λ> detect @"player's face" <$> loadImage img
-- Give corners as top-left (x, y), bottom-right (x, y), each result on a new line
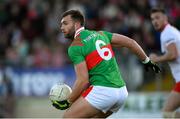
top-left (60, 15), bottom-right (75, 39)
top-left (151, 12), bottom-right (167, 31)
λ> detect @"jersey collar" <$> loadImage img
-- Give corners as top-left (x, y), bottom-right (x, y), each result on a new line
top-left (74, 27), bottom-right (85, 38)
top-left (160, 23), bottom-right (169, 32)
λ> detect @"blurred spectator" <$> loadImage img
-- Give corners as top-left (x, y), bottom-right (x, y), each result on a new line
top-left (31, 39), bottom-right (51, 68)
top-left (0, 67), bottom-right (15, 118)
top-left (51, 44), bottom-right (67, 67)
top-left (5, 47), bottom-right (20, 67)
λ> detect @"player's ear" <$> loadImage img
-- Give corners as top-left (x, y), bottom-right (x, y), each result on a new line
top-left (75, 22), bottom-right (81, 29)
top-left (163, 14), bottom-right (168, 21)
top-left (75, 23), bottom-right (77, 28)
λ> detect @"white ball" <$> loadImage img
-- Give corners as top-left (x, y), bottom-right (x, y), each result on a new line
top-left (49, 83), bottom-right (72, 101)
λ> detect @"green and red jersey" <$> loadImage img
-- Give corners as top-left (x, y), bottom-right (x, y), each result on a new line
top-left (68, 28), bottom-right (125, 88)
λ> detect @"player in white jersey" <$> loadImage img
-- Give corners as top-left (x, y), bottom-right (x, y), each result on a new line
top-left (150, 8), bottom-right (180, 118)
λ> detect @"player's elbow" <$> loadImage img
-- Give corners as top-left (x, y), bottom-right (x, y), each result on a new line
top-left (169, 53), bottom-right (178, 61)
top-left (78, 76), bottom-right (89, 86)
top-left (171, 55), bottom-right (177, 60)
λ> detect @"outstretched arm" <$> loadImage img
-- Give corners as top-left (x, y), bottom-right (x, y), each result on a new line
top-left (111, 33), bottom-right (161, 73)
top-left (111, 33), bottom-right (148, 62)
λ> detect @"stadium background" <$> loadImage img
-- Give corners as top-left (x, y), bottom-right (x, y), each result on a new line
top-left (0, 0), bottom-right (179, 118)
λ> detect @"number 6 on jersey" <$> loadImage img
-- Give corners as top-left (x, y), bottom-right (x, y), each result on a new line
top-left (95, 40), bottom-right (112, 60)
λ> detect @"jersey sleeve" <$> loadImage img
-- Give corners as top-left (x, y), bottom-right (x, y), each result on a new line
top-left (165, 38), bottom-right (176, 47)
top-left (101, 31), bottom-right (113, 42)
top-left (161, 31), bottom-right (177, 52)
top-left (68, 46), bottom-right (85, 65)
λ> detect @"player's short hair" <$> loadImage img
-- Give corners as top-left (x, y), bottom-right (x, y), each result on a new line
top-left (150, 7), bottom-right (166, 14)
top-left (61, 10), bottom-right (85, 26)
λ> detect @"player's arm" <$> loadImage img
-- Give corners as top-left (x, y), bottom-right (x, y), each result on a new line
top-left (111, 33), bottom-right (161, 73)
top-left (52, 61), bottom-right (89, 110)
top-left (68, 61), bottom-right (89, 103)
top-left (111, 33), bottom-right (148, 61)
top-left (149, 43), bottom-right (178, 63)
top-left (52, 47), bottom-right (89, 110)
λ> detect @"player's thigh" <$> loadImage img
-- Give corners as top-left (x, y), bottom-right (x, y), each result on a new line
top-left (63, 96), bottom-right (101, 118)
top-left (163, 91), bottom-right (180, 111)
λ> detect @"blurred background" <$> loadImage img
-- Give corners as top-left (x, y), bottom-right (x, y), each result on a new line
top-left (0, 0), bottom-right (180, 118)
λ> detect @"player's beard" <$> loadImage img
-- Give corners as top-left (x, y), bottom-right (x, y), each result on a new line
top-left (64, 26), bottom-right (75, 40)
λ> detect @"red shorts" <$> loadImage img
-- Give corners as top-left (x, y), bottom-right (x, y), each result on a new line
top-left (173, 82), bottom-right (180, 93)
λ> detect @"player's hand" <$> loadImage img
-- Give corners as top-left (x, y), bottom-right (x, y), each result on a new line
top-left (143, 57), bottom-right (161, 73)
top-left (52, 100), bottom-right (70, 110)
top-left (149, 53), bottom-right (159, 62)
